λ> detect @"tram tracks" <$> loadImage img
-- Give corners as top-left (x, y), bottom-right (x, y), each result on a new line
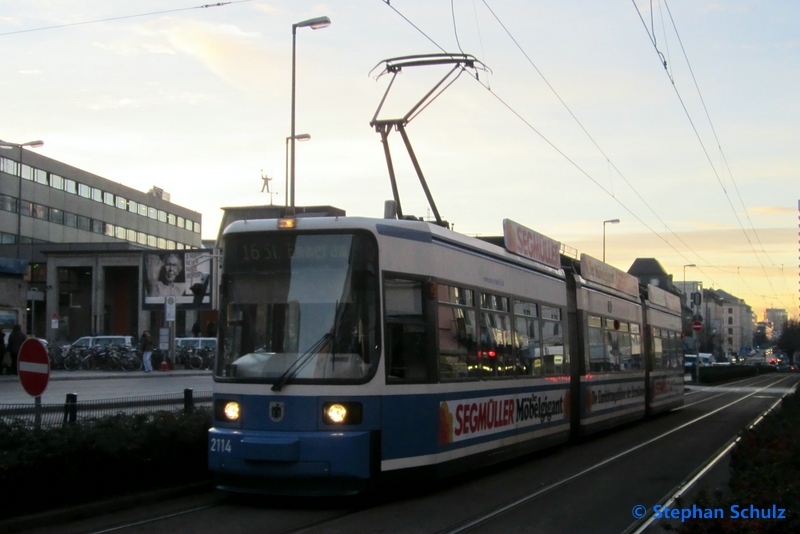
top-left (434, 374), bottom-right (797, 534)
top-left (74, 375), bottom-right (797, 534)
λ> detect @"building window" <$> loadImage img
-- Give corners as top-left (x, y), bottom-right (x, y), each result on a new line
top-left (177, 216), bottom-right (184, 229)
top-left (127, 228), bottom-right (137, 242)
top-left (1, 157), bottom-right (19, 175)
top-left (157, 210), bottom-right (167, 222)
top-left (128, 199), bottom-right (137, 213)
top-left (115, 226), bottom-right (126, 239)
top-left (21, 164), bottom-right (34, 181)
top-left (138, 203), bottom-right (148, 217)
top-left (728, 328), bottom-right (733, 335)
top-left (167, 240), bottom-right (175, 249)
top-left (34, 169), bottom-right (48, 185)
top-left (728, 337), bottom-right (733, 345)
top-left (147, 235), bottom-right (156, 247)
top-left (103, 192), bottom-right (115, 206)
top-left (728, 317), bottom-right (733, 325)
top-left (64, 179), bottom-right (77, 194)
top-left (0, 194), bottom-right (17, 213)
top-left (728, 308), bottom-right (733, 314)
top-left (78, 183), bottom-right (91, 198)
top-left (50, 174), bottom-right (64, 190)
top-left (49, 208), bottom-right (64, 224)
top-left (176, 242), bottom-right (185, 250)
top-left (63, 212), bottom-right (77, 227)
top-left (193, 221), bottom-right (201, 233)
top-left (20, 201), bottom-right (33, 217)
top-left (0, 232), bottom-right (16, 244)
top-left (91, 188), bottom-right (102, 202)
top-left (148, 207), bottom-right (157, 219)
top-left (157, 237), bottom-right (166, 249)
top-left (33, 204), bottom-right (47, 219)
top-left (137, 232), bottom-right (147, 245)
top-left (77, 215), bottom-right (90, 231)
top-left (116, 196), bottom-right (127, 210)
top-left (167, 213), bottom-right (176, 225)
top-left (91, 219), bottom-right (104, 234)
top-left (104, 223), bottom-right (115, 237)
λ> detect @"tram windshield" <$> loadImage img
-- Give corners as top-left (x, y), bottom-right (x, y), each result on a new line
top-left (215, 231), bottom-right (380, 384)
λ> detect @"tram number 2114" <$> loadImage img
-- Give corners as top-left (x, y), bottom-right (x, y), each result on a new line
top-left (210, 438), bottom-right (232, 453)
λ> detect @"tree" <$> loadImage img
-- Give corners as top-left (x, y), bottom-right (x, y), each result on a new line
top-left (775, 320), bottom-right (800, 359)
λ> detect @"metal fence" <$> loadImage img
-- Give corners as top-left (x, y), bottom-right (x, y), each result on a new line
top-left (0, 389), bottom-right (212, 428)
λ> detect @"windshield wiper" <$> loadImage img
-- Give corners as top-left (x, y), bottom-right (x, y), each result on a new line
top-left (271, 332), bottom-right (332, 392)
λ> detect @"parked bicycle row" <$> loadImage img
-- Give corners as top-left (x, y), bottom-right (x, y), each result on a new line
top-left (47, 343), bottom-right (213, 372)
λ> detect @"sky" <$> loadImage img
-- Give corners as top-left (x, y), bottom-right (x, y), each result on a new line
top-left (2, 1), bottom-right (798, 320)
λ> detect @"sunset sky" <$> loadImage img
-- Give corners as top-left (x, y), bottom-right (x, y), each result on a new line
top-left (3, 1), bottom-right (798, 319)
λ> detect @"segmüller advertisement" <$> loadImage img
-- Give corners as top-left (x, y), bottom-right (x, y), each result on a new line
top-left (142, 251), bottom-right (213, 310)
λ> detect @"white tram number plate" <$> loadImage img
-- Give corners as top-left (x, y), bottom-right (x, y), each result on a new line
top-left (210, 438), bottom-right (232, 453)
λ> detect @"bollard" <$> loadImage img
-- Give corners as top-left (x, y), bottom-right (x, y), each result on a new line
top-left (184, 388), bottom-right (194, 413)
top-left (63, 393), bottom-right (78, 425)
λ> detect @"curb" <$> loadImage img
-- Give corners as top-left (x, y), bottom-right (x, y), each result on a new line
top-left (0, 481), bottom-right (213, 534)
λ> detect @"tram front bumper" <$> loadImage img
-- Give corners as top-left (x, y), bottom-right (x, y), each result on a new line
top-left (208, 427), bottom-right (374, 482)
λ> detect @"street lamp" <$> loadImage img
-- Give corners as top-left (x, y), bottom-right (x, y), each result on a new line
top-left (683, 264), bottom-right (696, 297)
top-left (602, 219), bottom-right (620, 262)
top-left (0, 139), bottom-right (44, 258)
top-left (290, 15), bottom-right (331, 212)
top-left (285, 134), bottom-right (311, 207)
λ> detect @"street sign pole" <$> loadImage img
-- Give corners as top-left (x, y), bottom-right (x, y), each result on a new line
top-left (18, 338), bottom-right (51, 429)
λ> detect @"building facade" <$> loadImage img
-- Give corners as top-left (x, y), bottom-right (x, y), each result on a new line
top-left (0, 145), bottom-right (205, 341)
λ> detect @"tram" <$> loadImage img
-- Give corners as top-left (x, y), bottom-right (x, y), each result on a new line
top-left (207, 214), bottom-right (685, 495)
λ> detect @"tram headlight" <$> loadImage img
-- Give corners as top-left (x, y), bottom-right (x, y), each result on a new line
top-left (215, 399), bottom-right (241, 423)
top-left (322, 402), bottom-right (363, 425)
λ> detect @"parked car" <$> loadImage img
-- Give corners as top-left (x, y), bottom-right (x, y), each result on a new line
top-left (684, 354), bottom-right (697, 374)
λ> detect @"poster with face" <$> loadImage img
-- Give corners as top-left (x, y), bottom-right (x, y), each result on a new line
top-left (142, 251), bottom-right (213, 309)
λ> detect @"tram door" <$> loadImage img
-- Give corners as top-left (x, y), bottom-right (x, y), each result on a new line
top-left (384, 278), bottom-right (435, 382)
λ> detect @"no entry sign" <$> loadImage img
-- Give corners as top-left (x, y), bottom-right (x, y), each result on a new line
top-left (692, 321), bottom-right (703, 332)
top-left (18, 338), bottom-right (50, 397)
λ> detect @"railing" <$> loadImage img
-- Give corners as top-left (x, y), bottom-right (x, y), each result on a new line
top-left (0, 389), bottom-right (212, 428)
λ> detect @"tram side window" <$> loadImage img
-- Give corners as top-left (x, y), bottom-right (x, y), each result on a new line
top-left (630, 323), bottom-right (642, 369)
top-left (541, 306), bottom-right (567, 375)
top-left (514, 315), bottom-right (541, 376)
top-left (479, 311), bottom-right (514, 377)
top-left (652, 328), bottom-right (664, 369)
top-left (437, 285), bottom-right (478, 381)
top-left (385, 278), bottom-right (433, 382)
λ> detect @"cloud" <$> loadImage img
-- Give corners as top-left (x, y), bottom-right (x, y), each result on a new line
top-left (19, 70), bottom-right (42, 75)
top-left (140, 18), bottom-right (273, 94)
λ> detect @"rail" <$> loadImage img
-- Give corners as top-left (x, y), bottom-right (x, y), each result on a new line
top-left (0, 389), bottom-right (212, 428)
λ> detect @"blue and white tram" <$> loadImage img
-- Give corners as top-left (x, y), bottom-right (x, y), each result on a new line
top-left (641, 284), bottom-right (685, 414)
top-left (208, 214), bottom-right (683, 495)
top-left (209, 215), bottom-right (574, 494)
top-left (563, 254), bottom-right (649, 434)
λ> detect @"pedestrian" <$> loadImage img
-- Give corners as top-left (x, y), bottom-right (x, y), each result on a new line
top-left (192, 319), bottom-right (201, 337)
top-left (140, 331), bottom-right (154, 373)
top-left (7, 324), bottom-right (27, 376)
top-left (0, 328), bottom-right (6, 374)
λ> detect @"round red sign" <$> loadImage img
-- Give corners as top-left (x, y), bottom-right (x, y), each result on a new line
top-left (18, 338), bottom-right (51, 397)
top-left (692, 321), bottom-right (703, 332)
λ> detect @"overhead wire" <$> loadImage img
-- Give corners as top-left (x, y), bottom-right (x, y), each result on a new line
top-left (379, 0), bottom-right (794, 314)
top-left (0, 1), bottom-right (252, 37)
top-left (377, 0), bottom-right (710, 278)
top-left (633, 0), bottom-right (783, 306)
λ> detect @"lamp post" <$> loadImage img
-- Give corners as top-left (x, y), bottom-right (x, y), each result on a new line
top-left (285, 134), bottom-right (311, 207)
top-left (0, 139), bottom-right (44, 259)
top-left (602, 219), bottom-right (620, 262)
top-left (290, 15), bottom-right (330, 212)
